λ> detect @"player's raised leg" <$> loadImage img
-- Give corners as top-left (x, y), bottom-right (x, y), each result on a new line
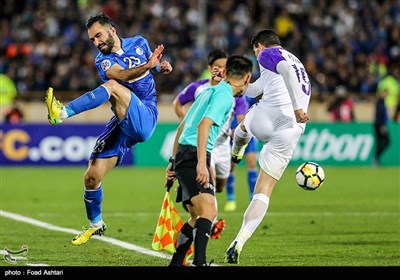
top-left (45, 84), bottom-right (110, 125)
top-left (231, 123), bottom-right (252, 164)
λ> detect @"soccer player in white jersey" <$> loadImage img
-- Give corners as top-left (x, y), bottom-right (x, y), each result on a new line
top-left (225, 29), bottom-right (311, 264)
top-left (45, 13), bottom-right (172, 246)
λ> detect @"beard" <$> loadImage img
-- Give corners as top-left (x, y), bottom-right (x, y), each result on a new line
top-left (98, 32), bottom-right (115, 55)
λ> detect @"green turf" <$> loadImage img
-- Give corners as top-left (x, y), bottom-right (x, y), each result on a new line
top-left (0, 166), bottom-right (399, 267)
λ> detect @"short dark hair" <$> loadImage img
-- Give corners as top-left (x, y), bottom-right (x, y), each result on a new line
top-left (207, 49), bottom-right (228, 66)
top-left (226, 55), bottom-right (253, 77)
top-left (86, 13), bottom-right (116, 29)
top-left (251, 29), bottom-right (280, 48)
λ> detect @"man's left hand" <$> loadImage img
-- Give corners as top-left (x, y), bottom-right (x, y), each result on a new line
top-left (159, 61), bottom-right (173, 74)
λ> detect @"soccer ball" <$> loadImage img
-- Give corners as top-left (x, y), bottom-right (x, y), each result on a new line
top-left (295, 162), bottom-right (325, 190)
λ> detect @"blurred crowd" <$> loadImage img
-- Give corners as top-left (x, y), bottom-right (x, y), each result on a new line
top-left (1, 0), bottom-right (399, 103)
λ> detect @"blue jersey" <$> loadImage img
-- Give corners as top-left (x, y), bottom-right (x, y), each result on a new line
top-left (89, 35), bottom-right (160, 164)
top-left (94, 36), bottom-right (157, 110)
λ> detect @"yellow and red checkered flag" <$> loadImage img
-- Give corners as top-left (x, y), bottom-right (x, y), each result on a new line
top-left (151, 189), bottom-right (193, 265)
top-left (152, 190), bottom-right (178, 253)
top-left (152, 157), bottom-right (193, 265)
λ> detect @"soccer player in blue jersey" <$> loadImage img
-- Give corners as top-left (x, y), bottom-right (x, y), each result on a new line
top-left (225, 29), bottom-right (311, 264)
top-left (45, 13), bottom-right (173, 245)
top-left (166, 55), bottom-right (253, 266)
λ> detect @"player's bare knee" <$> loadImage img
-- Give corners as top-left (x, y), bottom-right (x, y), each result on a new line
top-left (104, 79), bottom-right (127, 97)
top-left (103, 79), bottom-right (130, 100)
top-left (102, 80), bottom-right (119, 94)
top-left (84, 173), bottom-right (101, 190)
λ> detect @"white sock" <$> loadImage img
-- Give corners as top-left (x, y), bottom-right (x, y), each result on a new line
top-left (60, 107), bottom-right (68, 120)
top-left (232, 126), bottom-right (252, 155)
top-left (233, 193), bottom-right (270, 251)
top-left (90, 220), bottom-right (104, 229)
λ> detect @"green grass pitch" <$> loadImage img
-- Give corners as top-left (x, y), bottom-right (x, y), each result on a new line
top-left (0, 166), bottom-right (399, 267)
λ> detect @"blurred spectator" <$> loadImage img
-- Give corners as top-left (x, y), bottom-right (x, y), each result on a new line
top-left (4, 101), bottom-right (24, 124)
top-left (1, 0), bottom-right (399, 102)
top-left (373, 89), bottom-right (390, 166)
top-left (327, 85), bottom-right (355, 122)
top-left (376, 62), bottom-right (400, 118)
top-left (0, 73), bottom-right (17, 106)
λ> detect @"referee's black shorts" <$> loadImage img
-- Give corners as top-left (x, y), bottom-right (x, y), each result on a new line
top-left (175, 144), bottom-right (215, 208)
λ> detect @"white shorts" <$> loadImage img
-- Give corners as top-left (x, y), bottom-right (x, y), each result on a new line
top-left (210, 137), bottom-right (231, 180)
top-left (243, 102), bottom-right (304, 180)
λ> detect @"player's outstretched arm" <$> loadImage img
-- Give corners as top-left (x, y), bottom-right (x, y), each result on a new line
top-left (106, 44), bottom-right (166, 82)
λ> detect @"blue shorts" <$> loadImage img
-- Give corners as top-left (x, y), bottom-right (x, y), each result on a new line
top-left (245, 137), bottom-right (257, 154)
top-left (90, 92), bottom-right (157, 165)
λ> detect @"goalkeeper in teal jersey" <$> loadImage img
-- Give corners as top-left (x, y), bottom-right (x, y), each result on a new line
top-left (45, 13), bottom-right (172, 245)
top-left (165, 55), bottom-right (253, 266)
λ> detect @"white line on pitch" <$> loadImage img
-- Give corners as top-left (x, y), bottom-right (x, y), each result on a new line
top-left (0, 209), bottom-right (172, 263)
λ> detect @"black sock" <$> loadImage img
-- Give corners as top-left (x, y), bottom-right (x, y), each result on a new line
top-left (169, 222), bottom-right (193, 266)
top-left (192, 217), bottom-right (212, 266)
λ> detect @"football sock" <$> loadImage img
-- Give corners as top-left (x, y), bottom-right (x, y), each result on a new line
top-left (169, 223), bottom-right (193, 266)
top-left (192, 217), bottom-right (212, 266)
top-left (67, 85), bottom-right (110, 117)
top-left (63, 106), bottom-right (74, 119)
top-left (247, 168), bottom-right (258, 200)
top-left (84, 185), bottom-right (103, 226)
top-left (226, 173), bottom-right (235, 201)
top-left (232, 125), bottom-right (252, 155)
top-left (234, 193), bottom-right (269, 251)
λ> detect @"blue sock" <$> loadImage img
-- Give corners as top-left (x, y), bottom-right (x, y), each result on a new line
top-left (248, 168), bottom-right (258, 200)
top-left (226, 173), bottom-right (235, 201)
top-left (65, 106), bottom-right (76, 118)
top-left (67, 85), bottom-right (109, 117)
top-left (84, 186), bottom-right (103, 224)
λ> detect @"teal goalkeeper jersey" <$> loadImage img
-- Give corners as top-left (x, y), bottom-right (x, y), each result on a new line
top-left (179, 81), bottom-right (234, 152)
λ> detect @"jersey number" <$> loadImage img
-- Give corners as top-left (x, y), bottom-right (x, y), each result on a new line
top-left (123, 56), bottom-right (141, 68)
top-left (292, 64), bottom-right (311, 95)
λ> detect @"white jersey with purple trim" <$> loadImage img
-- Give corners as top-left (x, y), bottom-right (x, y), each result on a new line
top-left (245, 47), bottom-right (311, 113)
top-left (242, 47), bottom-right (311, 179)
